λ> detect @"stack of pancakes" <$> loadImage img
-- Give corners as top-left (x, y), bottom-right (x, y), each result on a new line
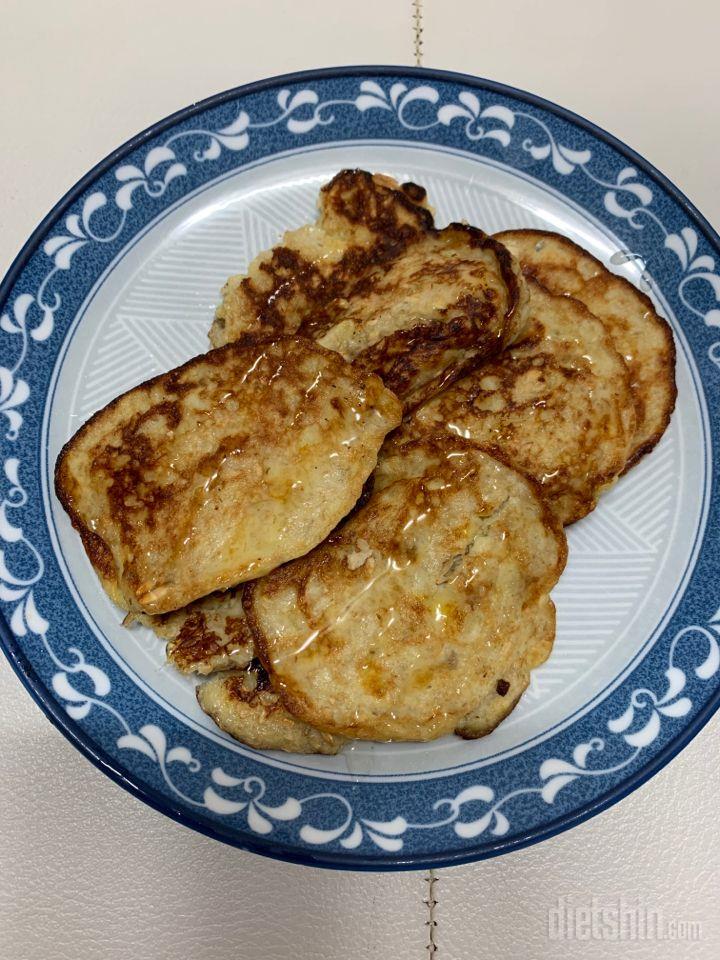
top-left (56, 170), bottom-right (676, 754)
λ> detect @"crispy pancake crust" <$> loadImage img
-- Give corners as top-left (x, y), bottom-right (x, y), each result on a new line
top-left (395, 279), bottom-right (636, 524)
top-left (136, 587), bottom-right (255, 675)
top-left (197, 669), bottom-right (345, 754)
top-left (212, 170), bottom-right (529, 410)
top-left (495, 229), bottom-right (676, 468)
top-left (55, 337), bottom-right (401, 615)
top-left (246, 438), bottom-right (567, 743)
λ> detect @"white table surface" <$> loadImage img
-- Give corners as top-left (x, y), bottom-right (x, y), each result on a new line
top-left (1, 2), bottom-right (718, 957)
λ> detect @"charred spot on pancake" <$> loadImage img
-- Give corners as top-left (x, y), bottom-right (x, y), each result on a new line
top-left (401, 180), bottom-right (427, 204)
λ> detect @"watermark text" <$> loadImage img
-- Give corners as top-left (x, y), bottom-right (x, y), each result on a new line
top-left (548, 896), bottom-right (702, 941)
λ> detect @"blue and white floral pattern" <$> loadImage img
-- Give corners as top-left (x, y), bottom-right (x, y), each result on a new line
top-left (1, 69), bottom-right (719, 867)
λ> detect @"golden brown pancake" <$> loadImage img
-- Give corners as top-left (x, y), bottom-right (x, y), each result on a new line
top-left (246, 438), bottom-right (567, 743)
top-left (395, 279), bottom-right (636, 524)
top-left (55, 336), bottom-right (401, 615)
top-left (495, 229), bottom-right (676, 467)
top-left (211, 170), bottom-right (529, 410)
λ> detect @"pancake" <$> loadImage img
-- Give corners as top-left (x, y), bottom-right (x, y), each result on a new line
top-left (211, 170), bottom-right (529, 410)
top-left (211, 170), bottom-right (435, 348)
top-left (55, 336), bottom-right (401, 615)
top-left (197, 667), bottom-right (345, 754)
top-left (246, 438), bottom-right (567, 743)
top-left (395, 279), bottom-right (636, 525)
top-left (495, 229), bottom-right (676, 467)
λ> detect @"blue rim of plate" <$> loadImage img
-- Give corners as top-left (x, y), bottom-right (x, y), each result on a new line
top-left (1, 66), bottom-right (719, 871)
